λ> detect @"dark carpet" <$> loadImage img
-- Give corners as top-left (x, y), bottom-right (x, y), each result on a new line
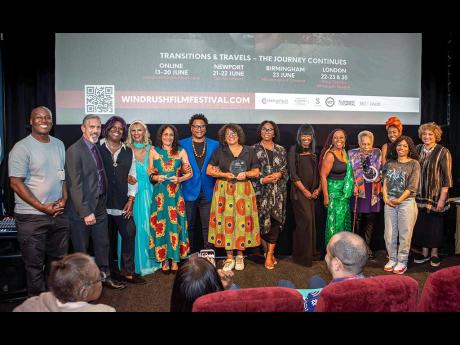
top-left (2, 250), bottom-right (459, 312)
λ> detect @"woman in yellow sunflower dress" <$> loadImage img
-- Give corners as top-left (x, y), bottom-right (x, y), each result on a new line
top-left (206, 124), bottom-right (261, 272)
top-left (148, 125), bottom-right (192, 273)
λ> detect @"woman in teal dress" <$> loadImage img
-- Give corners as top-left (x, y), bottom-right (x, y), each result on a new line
top-left (148, 125), bottom-right (192, 273)
top-left (125, 120), bottom-right (161, 276)
top-left (319, 129), bottom-right (354, 246)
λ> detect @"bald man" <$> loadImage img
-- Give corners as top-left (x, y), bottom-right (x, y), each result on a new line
top-left (279, 231), bottom-right (368, 311)
top-left (9, 106), bottom-right (70, 296)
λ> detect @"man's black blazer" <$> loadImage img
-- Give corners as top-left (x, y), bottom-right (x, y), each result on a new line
top-left (65, 137), bottom-right (108, 219)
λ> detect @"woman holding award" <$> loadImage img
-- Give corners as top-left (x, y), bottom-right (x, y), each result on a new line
top-left (206, 124), bottom-right (261, 271)
top-left (148, 125), bottom-right (193, 274)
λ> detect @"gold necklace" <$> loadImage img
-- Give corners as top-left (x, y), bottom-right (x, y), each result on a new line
top-left (192, 140), bottom-right (206, 158)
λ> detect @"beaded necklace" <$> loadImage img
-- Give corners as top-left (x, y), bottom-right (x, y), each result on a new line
top-left (192, 139), bottom-right (206, 158)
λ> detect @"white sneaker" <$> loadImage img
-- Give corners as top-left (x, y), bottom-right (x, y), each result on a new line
top-left (384, 260), bottom-right (397, 272)
top-left (235, 256), bottom-right (245, 271)
top-left (392, 262), bottom-right (407, 274)
top-left (222, 258), bottom-right (235, 271)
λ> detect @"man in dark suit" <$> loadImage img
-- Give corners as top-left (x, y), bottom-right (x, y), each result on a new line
top-left (65, 115), bottom-right (125, 289)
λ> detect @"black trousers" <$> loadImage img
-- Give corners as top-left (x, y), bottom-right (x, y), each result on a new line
top-left (355, 212), bottom-right (377, 252)
top-left (68, 195), bottom-right (110, 276)
top-left (260, 217), bottom-right (281, 244)
top-left (185, 191), bottom-right (211, 253)
top-left (108, 214), bottom-right (136, 275)
top-left (15, 213), bottom-right (70, 296)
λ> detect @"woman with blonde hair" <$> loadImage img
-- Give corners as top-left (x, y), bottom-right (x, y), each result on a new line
top-left (412, 122), bottom-right (453, 267)
top-left (125, 120), bottom-right (160, 275)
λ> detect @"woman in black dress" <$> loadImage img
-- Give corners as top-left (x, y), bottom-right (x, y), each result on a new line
top-left (288, 124), bottom-right (320, 267)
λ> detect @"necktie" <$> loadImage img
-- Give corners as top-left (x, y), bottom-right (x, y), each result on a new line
top-left (90, 145), bottom-right (106, 194)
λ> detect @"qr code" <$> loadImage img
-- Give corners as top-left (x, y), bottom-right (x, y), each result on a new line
top-left (85, 85), bottom-right (115, 114)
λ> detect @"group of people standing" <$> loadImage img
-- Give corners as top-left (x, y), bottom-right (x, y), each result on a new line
top-left (8, 107), bottom-right (454, 297)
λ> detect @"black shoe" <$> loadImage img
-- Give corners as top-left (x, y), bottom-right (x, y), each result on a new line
top-left (103, 277), bottom-right (127, 290)
top-left (121, 274), bottom-right (147, 285)
top-left (414, 253), bottom-right (430, 264)
top-left (430, 256), bottom-right (441, 267)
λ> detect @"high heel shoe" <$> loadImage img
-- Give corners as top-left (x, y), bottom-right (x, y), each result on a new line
top-left (170, 262), bottom-right (179, 274)
top-left (161, 261), bottom-right (170, 274)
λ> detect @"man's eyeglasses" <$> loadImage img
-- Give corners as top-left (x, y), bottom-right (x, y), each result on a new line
top-left (191, 125), bottom-right (206, 130)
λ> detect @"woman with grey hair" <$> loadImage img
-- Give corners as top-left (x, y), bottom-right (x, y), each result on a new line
top-left (14, 253), bottom-right (115, 312)
top-left (348, 130), bottom-right (382, 259)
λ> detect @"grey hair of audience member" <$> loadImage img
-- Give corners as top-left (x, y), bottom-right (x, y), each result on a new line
top-left (48, 253), bottom-right (102, 303)
top-left (329, 232), bottom-right (368, 275)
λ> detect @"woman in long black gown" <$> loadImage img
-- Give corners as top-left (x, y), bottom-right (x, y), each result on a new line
top-left (288, 124), bottom-right (320, 267)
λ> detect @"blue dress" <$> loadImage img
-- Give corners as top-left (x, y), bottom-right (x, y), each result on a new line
top-left (120, 144), bottom-right (161, 276)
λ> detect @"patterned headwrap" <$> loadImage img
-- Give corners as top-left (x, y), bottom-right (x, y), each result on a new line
top-left (385, 116), bottom-right (403, 133)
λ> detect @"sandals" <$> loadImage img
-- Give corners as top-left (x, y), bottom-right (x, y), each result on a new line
top-left (264, 252), bottom-right (277, 270)
top-left (161, 260), bottom-right (170, 274)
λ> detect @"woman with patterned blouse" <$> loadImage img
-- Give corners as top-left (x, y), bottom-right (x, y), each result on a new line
top-left (252, 120), bottom-right (288, 270)
top-left (412, 122), bottom-right (453, 267)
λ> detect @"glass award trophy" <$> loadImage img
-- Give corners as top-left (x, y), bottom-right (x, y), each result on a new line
top-left (229, 159), bottom-right (247, 177)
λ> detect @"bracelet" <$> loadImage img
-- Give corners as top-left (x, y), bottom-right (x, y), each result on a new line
top-left (260, 177), bottom-right (264, 185)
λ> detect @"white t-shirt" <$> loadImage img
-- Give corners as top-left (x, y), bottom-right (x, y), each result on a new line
top-left (8, 135), bottom-right (66, 215)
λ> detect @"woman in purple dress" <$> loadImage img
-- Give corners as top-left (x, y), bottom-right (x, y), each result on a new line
top-left (349, 131), bottom-right (382, 259)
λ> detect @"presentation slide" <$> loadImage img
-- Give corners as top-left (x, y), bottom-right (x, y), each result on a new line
top-left (55, 33), bottom-right (421, 125)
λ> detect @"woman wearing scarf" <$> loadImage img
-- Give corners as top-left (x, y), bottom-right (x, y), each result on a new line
top-left (319, 129), bottom-right (354, 246)
top-left (348, 131), bottom-right (382, 259)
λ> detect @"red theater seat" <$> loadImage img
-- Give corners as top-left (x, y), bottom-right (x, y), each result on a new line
top-left (192, 287), bottom-right (304, 312)
top-left (418, 265), bottom-right (460, 312)
top-left (315, 275), bottom-right (419, 312)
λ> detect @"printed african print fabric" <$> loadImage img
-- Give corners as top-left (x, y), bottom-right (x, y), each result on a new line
top-left (208, 179), bottom-right (261, 251)
top-left (325, 157), bottom-right (354, 245)
top-left (148, 147), bottom-right (190, 263)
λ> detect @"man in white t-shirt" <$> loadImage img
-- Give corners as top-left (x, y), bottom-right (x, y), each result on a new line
top-left (8, 106), bottom-right (69, 296)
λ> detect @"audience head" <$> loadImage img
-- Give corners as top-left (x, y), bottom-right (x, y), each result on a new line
top-left (257, 120), bottom-right (280, 144)
top-left (170, 256), bottom-right (224, 312)
top-left (126, 120), bottom-right (152, 147)
top-left (385, 116), bottom-right (403, 143)
top-left (319, 128), bottom-right (347, 169)
top-left (325, 231), bottom-right (368, 277)
top-left (102, 116), bottom-right (128, 142)
top-left (218, 123), bottom-right (245, 146)
top-left (48, 253), bottom-right (102, 304)
top-left (155, 124), bottom-right (179, 155)
top-left (418, 122), bottom-right (442, 145)
top-left (30, 106), bottom-right (53, 136)
top-left (81, 115), bottom-right (102, 144)
top-left (386, 135), bottom-right (419, 161)
top-left (296, 123), bottom-right (315, 153)
top-left (189, 113), bottom-right (208, 140)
